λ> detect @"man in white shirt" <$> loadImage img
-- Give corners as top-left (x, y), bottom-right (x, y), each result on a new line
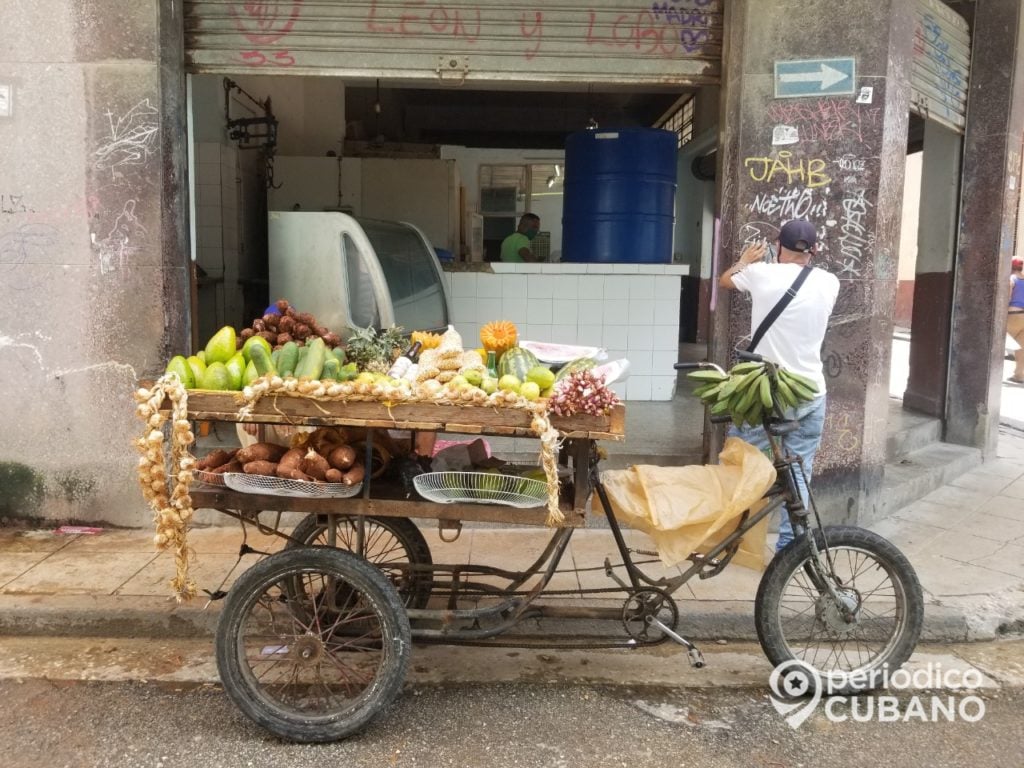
top-left (719, 219), bottom-right (840, 551)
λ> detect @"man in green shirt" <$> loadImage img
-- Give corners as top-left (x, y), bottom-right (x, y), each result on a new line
top-left (500, 213), bottom-right (541, 262)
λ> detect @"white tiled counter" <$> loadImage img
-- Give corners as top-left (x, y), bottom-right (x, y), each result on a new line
top-left (441, 263), bottom-right (689, 401)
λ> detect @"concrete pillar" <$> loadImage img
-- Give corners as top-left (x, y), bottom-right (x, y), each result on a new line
top-left (714, 0), bottom-right (915, 525)
top-left (947, 0), bottom-right (1024, 453)
top-left (904, 122), bottom-right (962, 416)
top-left (0, 2), bottom-right (189, 524)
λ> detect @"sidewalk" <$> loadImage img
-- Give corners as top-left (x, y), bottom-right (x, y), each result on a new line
top-left (2, 427), bottom-right (1023, 644)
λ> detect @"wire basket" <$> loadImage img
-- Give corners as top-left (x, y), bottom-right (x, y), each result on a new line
top-left (413, 471), bottom-right (548, 508)
top-left (223, 473), bottom-right (363, 499)
top-left (195, 469), bottom-right (227, 487)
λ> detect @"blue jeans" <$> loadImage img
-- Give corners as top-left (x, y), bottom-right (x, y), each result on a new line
top-left (727, 395), bottom-right (827, 551)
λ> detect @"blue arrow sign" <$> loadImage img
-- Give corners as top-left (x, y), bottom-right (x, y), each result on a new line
top-left (774, 58), bottom-right (856, 98)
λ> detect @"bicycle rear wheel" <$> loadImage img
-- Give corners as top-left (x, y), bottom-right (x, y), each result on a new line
top-left (755, 525), bottom-right (923, 693)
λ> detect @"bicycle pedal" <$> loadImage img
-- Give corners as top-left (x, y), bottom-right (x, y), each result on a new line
top-left (688, 647), bottom-right (705, 668)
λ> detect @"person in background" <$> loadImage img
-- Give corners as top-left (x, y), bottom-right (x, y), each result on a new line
top-left (500, 213), bottom-right (541, 263)
top-left (1007, 257), bottom-right (1024, 384)
top-left (719, 219), bottom-right (840, 552)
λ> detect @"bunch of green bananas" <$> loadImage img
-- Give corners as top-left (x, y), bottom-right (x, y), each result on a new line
top-left (687, 362), bottom-right (819, 428)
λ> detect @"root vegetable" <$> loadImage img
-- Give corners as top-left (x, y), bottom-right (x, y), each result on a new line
top-left (275, 299), bottom-right (290, 313)
top-left (243, 460), bottom-right (278, 475)
top-left (197, 448), bottom-right (233, 470)
top-left (236, 442), bottom-right (287, 464)
top-left (328, 444), bottom-right (356, 470)
top-left (257, 331), bottom-right (277, 344)
top-left (276, 466), bottom-right (312, 482)
top-left (278, 315), bottom-right (295, 334)
top-left (263, 313), bottom-right (280, 329)
top-left (293, 323), bottom-right (311, 340)
top-left (300, 448), bottom-right (330, 480)
top-left (253, 319), bottom-right (266, 333)
top-left (211, 459), bottom-right (243, 475)
top-left (277, 448), bottom-right (304, 474)
top-left (341, 462), bottom-right (365, 486)
top-left (324, 468), bottom-right (344, 483)
top-left (239, 328), bottom-right (254, 340)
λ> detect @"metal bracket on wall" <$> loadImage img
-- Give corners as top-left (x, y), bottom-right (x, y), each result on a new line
top-left (436, 55), bottom-right (469, 85)
top-left (224, 78), bottom-right (281, 189)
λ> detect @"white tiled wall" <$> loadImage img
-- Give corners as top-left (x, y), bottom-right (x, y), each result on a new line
top-left (443, 264), bottom-right (687, 401)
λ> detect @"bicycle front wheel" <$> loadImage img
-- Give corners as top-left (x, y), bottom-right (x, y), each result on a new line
top-left (754, 525), bottom-right (923, 693)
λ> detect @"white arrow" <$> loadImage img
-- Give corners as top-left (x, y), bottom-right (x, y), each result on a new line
top-left (779, 63), bottom-right (849, 91)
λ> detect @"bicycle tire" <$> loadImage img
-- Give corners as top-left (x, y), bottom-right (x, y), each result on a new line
top-left (287, 514), bottom-right (433, 609)
top-left (215, 547), bottom-right (411, 743)
top-left (755, 525), bottom-right (923, 694)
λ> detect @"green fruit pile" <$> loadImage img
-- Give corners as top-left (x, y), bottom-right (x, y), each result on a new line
top-left (688, 361), bottom-right (819, 428)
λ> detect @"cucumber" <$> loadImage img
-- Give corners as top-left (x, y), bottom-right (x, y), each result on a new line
top-left (297, 345), bottom-right (310, 370)
top-left (271, 348), bottom-right (281, 369)
top-left (295, 337), bottom-right (327, 380)
top-left (321, 357), bottom-right (340, 381)
top-left (249, 344), bottom-right (276, 377)
top-left (332, 347), bottom-right (346, 365)
top-left (278, 341), bottom-right (300, 377)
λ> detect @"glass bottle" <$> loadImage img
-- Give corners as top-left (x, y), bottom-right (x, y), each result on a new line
top-left (387, 341), bottom-right (422, 378)
top-left (486, 350), bottom-right (499, 378)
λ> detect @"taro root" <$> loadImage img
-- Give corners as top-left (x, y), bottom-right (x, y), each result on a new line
top-left (239, 328), bottom-right (254, 340)
top-left (278, 315), bottom-right (295, 334)
top-left (263, 313), bottom-right (280, 329)
top-left (322, 332), bottom-right (342, 348)
top-left (275, 299), bottom-right (290, 313)
top-left (257, 331), bottom-right (277, 344)
top-left (293, 323), bottom-right (311, 340)
top-left (253, 319), bottom-right (266, 333)
top-left (276, 332), bottom-right (293, 345)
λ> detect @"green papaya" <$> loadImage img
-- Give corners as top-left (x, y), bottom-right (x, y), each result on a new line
top-left (278, 341), bottom-right (300, 377)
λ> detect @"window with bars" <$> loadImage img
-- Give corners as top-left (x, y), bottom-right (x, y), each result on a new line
top-left (661, 97), bottom-right (695, 149)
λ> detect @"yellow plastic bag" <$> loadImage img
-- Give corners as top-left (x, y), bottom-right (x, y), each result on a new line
top-left (598, 437), bottom-right (777, 571)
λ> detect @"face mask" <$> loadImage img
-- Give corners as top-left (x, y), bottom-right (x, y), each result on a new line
top-left (525, 227), bottom-right (539, 241)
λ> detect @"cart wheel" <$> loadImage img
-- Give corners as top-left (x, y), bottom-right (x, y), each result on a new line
top-left (215, 547), bottom-right (411, 743)
top-left (287, 515), bottom-right (433, 609)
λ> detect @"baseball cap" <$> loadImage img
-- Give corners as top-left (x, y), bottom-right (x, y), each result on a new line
top-left (1013, 258), bottom-right (1023, 270)
top-left (779, 220), bottom-right (817, 253)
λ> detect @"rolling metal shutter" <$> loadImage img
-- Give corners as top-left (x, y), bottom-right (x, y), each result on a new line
top-left (184, 0), bottom-right (722, 86)
top-left (911, 0), bottom-right (970, 134)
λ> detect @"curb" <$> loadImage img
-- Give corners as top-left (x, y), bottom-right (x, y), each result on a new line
top-left (0, 595), bottom-right (975, 644)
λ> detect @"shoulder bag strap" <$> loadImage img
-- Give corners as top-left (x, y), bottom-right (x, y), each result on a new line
top-left (747, 266), bottom-right (813, 353)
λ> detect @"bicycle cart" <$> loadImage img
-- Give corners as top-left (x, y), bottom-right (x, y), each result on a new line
top-left (152, 363), bottom-right (923, 744)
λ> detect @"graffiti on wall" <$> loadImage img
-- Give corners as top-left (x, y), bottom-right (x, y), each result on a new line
top-left (93, 100), bottom-right (159, 179)
top-left (230, 1), bottom-right (303, 67)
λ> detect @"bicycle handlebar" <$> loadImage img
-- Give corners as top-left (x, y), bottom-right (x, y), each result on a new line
top-left (735, 350), bottom-right (763, 363)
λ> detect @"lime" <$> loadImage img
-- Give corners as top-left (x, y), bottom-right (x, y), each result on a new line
top-left (241, 334), bottom-right (272, 364)
top-left (526, 365), bottom-right (555, 390)
top-left (164, 355), bottom-right (195, 388)
top-left (498, 374), bottom-right (521, 393)
top-left (481, 376), bottom-right (498, 394)
top-left (463, 369), bottom-right (483, 387)
top-left (204, 326), bottom-right (237, 365)
top-left (520, 381), bottom-right (541, 401)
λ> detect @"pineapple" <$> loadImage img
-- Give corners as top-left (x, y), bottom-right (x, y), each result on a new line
top-left (345, 325), bottom-right (406, 373)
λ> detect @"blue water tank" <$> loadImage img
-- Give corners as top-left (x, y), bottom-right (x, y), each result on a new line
top-left (562, 127), bottom-right (677, 264)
